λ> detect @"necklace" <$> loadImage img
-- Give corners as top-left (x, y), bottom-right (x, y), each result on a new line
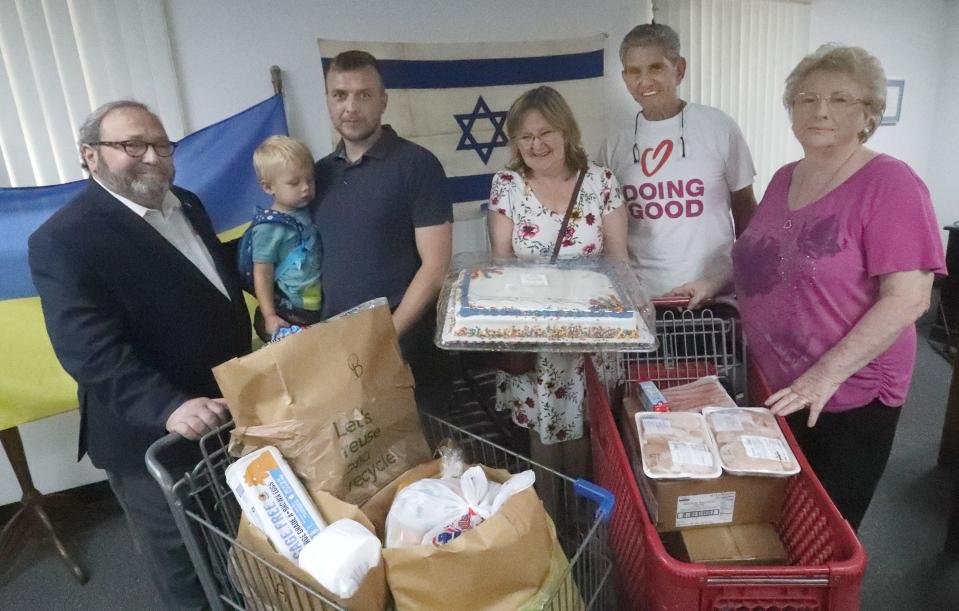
top-left (789, 147), bottom-right (860, 212)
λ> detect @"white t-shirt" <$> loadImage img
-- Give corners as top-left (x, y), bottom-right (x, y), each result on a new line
top-left (598, 103), bottom-right (754, 296)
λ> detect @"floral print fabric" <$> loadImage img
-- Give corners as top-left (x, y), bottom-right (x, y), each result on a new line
top-left (488, 164), bottom-right (623, 444)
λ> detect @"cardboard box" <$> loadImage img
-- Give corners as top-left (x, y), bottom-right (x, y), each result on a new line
top-left (678, 523), bottom-right (789, 565)
top-left (620, 397), bottom-right (789, 532)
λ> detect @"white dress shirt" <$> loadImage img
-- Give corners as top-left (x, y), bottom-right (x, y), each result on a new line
top-left (95, 178), bottom-right (230, 299)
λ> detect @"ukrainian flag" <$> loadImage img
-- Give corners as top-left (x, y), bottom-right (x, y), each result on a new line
top-left (0, 95), bottom-right (287, 430)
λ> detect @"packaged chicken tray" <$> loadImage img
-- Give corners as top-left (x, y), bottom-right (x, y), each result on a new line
top-left (635, 412), bottom-right (722, 480)
top-left (702, 407), bottom-right (800, 477)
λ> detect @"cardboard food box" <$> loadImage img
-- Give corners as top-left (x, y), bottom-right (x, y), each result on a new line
top-left (675, 523), bottom-right (789, 565)
top-left (620, 397), bottom-right (789, 532)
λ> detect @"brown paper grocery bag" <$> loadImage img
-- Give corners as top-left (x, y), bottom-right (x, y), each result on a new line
top-left (516, 515), bottom-right (586, 611)
top-left (365, 463), bottom-right (554, 611)
top-left (229, 488), bottom-right (388, 610)
top-left (213, 302), bottom-right (432, 505)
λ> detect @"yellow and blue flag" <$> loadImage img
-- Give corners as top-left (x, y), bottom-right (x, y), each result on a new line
top-left (0, 95), bottom-right (287, 430)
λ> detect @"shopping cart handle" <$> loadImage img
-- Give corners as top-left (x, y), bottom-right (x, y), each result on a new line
top-left (144, 432), bottom-right (187, 492)
top-left (651, 296), bottom-right (715, 309)
top-left (574, 479), bottom-right (616, 523)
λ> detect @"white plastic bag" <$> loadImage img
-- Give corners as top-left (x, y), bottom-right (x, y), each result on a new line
top-left (385, 465), bottom-right (535, 548)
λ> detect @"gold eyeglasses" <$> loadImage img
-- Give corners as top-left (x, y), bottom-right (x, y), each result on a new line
top-left (792, 92), bottom-right (865, 113)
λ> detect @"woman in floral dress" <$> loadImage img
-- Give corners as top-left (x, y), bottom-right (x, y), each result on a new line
top-left (488, 86), bottom-right (629, 476)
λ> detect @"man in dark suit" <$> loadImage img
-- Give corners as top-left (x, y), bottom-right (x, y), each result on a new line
top-left (28, 100), bottom-right (251, 609)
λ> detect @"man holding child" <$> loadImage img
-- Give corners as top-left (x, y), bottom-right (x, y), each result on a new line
top-left (313, 50), bottom-right (454, 409)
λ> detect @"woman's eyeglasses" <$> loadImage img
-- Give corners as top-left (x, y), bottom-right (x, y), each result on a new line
top-left (792, 92), bottom-right (865, 114)
top-left (517, 129), bottom-right (560, 148)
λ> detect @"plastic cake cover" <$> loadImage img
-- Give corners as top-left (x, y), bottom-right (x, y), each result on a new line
top-left (435, 253), bottom-right (657, 353)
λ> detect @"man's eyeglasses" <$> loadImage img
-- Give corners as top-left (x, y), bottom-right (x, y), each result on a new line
top-left (90, 140), bottom-right (177, 158)
top-left (632, 106), bottom-right (686, 164)
top-left (792, 92), bottom-right (865, 113)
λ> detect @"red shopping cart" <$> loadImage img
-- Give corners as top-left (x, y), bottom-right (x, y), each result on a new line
top-left (588, 299), bottom-right (866, 610)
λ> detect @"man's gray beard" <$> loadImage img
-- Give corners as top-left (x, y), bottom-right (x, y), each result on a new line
top-left (96, 155), bottom-right (174, 205)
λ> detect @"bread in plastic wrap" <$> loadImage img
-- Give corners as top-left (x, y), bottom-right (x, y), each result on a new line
top-left (703, 407), bottom-right (800, 477)
top-left (635, 412), bottom-right (721, 479)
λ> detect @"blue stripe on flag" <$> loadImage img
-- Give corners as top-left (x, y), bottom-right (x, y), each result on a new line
top-left (0, 95), bottom-right (288, 301)
top-left (173, 95), bottom-right (288, 232)
top-left (321, 51), bottom-right (604, 89)
top-left (446, 174), bottom-right (495, 204)
top-left (0, 181), bottom-right (86, 301)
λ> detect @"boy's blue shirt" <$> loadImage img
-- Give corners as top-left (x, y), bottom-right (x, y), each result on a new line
top-left (251, 207), bottom-right (322, 311)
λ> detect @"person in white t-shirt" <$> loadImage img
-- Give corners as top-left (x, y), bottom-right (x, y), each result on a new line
top-left (599, 23), bottom-right (757, 307)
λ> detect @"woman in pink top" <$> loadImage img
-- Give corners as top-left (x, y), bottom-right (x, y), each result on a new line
top-left (732, 45), bottom-right (946, 530)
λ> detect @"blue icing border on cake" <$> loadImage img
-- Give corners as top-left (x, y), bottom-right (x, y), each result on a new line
top-left (458, 266), bottom-right (634, 319)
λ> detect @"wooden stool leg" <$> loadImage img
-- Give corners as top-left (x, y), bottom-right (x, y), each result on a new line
top-left (0, 426), bottom-right (87, 583)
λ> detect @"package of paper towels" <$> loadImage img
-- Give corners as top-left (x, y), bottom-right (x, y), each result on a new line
top-left (225, 446), bottom-right (326, 562)
top-left (298, 519), bottom-right (382, 599)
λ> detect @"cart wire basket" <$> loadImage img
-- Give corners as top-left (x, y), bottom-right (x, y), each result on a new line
top-left (146, 412), bottom-right (617, 611)
top-left (614, 297), bottom-right (745, 401)
top-left (588, 299), bottom-right (866, 610)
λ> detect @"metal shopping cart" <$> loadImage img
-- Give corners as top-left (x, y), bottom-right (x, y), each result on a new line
top-left (588, 299), bottom-right (866, 611)
top-left (145, 412), bottom-right (617, 611)
top-left (614, 297), bottom-right (746, 401)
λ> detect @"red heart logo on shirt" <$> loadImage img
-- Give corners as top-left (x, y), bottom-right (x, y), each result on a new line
top-left (640, 139), bottom-right (673, 177)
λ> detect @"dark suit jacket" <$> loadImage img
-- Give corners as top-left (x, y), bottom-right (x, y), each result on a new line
top-left (28, 180), bottom-right (252, 472)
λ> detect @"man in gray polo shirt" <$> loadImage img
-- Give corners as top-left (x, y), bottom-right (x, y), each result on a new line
top-left (313, 50), bottom-right (453, 408)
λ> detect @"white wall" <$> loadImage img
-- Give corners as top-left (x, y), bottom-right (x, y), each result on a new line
top-left (927, 0), bottom-right (959, 227)
top-left (164, 0), bottom-right (649, 162)
top-left (809, 0), bottom-right (954, 232)
top-left (0, 411), bottom-right (105, 505)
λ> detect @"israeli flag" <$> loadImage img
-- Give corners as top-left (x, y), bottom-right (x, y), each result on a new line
top-left (318, 37), bottom-right (607, 251)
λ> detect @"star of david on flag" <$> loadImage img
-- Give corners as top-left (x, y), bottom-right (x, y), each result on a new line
top-left (318, 36), bottom-right (607, 245)
top-left (455, 96), bottom-right (508, 164)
